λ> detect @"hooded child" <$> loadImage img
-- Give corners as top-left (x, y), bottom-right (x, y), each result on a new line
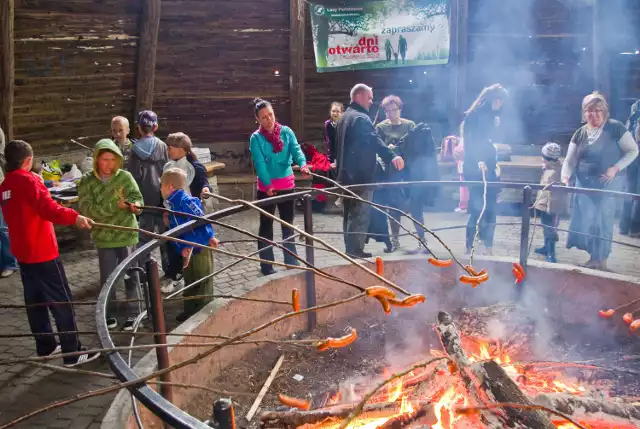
top-left (78, 139), bottom-right (144, 331)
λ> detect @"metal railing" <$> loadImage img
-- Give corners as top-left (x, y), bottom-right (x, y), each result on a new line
top-left (95, 180), bottom-right (640, 429)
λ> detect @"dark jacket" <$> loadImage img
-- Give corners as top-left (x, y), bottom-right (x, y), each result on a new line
top-left (188, 156), bottom-right (212, 199)
top-left (461, 104), bottom-right (498, 181)
top-left (336, 102), bottom-right (396, 185)
top-left (324, 120), bottom-right (338, 163)
top-left (128, 136), bottom-right (168, 207)
top-left (166, 189), bottom-right (215, 254)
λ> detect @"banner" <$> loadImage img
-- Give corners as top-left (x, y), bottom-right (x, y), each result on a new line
top-left (309, 0), bottom-right (451, 73)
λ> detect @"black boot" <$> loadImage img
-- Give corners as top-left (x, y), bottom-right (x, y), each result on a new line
top-left (534, 240), bottom-right (548, 256)
top-left (546, 239), bottom-right (557, 263)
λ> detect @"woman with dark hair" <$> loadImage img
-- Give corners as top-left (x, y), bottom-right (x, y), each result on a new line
top-left (562, 92), bottom-right (638, 270)
top-left (461, 83), bottom-right (509, 256)
top-left (324, 102), bottom-right (344, 164)
top-left (250, 98), bottom-right (310, 275)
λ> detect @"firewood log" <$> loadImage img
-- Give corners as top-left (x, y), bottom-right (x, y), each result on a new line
top-left (435, 311), bottom-right (556, 429)
top-left (534, 392), bottom-right (640, 425)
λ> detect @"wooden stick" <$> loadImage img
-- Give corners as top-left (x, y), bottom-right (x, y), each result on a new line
top-left (204, 193), bottom-right (410, 295)
top-left (0, 293), bottom-right (368, 429)
top-left (259, 401), bottom-right (432, 428)
top-left (246, 354), bottom-right (285, 422)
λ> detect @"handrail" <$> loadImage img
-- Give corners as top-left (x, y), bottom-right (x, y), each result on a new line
top-left (96, 180), bottom-right (640, 429)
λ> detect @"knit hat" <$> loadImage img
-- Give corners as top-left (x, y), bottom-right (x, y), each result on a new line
top-left (138, 110), bottom-right (158, 128)
top-left (542, 142), bottom-right (561, 160)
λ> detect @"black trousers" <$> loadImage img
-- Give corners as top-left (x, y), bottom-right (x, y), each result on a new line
top-left (466, 186), bottom-right (498, 249)
top-left (257, 190), bottom-right (299, 271)
top-left (620, 161), bottom-right (640, 235)
top-left (19, 258), bottom-right (81, 358)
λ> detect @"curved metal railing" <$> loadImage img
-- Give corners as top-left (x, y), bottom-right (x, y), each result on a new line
top-left (96, 180), bottom-right (640, 429)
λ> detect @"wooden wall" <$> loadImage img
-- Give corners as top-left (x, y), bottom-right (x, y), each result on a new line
top-left (12, 0), bottom-right (141, 154)
top-left (2, 0), bottom-right (640, 165)
top-left (151, 0), bottom-right (291, 171)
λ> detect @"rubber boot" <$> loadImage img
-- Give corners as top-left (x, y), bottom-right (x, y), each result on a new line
top-left (545, 239), bottom-right (557, 263)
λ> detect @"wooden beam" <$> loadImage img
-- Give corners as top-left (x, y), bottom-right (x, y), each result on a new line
top-left (136, 0), bottom-right (162, 113)
top-left (0, 0), bottom-right (14, 140)
top-left (452, 0), bottom-right (468, 130)
top-left (592, 0), bottom-right (610, 97)
top-left (289, 0), bottom-right (305, 136)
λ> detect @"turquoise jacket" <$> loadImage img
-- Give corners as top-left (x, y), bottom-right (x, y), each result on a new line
top-left (249, 126), bottom-right (306, 189)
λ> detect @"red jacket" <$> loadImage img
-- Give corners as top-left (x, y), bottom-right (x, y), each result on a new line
top-left (0, 169), bottom-right (78, 264)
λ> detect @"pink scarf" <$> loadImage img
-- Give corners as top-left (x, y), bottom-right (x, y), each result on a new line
top-left (259, 122), bottom-right (284, 153)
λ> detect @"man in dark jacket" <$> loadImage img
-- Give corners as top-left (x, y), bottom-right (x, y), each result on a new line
top-left (336, 83), bottom-right (404, 257)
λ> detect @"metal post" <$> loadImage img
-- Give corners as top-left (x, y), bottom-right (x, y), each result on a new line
top-left (212, 398), bottom-right (236, 429)
top-left (519, 186), bottom-right (532, 270)
top-left (145, 258), bottom-right (173, 407)
top-left (302, 194), bottom-right (317, 331)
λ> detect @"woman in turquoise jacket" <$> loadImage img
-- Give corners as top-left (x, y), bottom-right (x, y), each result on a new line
top-left (250, 98), bottom-right (310, 275)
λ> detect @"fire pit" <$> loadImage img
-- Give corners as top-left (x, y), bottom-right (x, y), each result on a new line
top-left (103, 255), bottom-right (640, 429)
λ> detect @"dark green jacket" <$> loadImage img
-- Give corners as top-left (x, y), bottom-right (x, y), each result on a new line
top-left (78, 139), bottom-right (143, 248)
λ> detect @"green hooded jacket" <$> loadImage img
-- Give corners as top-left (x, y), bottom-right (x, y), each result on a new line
top-left (78, 139), bottom-right (144, 248)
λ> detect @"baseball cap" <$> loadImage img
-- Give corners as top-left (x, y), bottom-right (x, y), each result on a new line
top-left (138, 110), bottom-right (158, 128)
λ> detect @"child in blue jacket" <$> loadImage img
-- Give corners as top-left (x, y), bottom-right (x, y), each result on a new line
top-left (161, 168), bottom-right (219, 322)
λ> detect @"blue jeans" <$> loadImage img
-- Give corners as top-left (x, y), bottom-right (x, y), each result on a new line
top-left (0, 209), bottom-right (18, 271)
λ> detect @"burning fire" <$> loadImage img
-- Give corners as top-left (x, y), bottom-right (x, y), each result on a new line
top-left (312, 336), bottom-right (622, 429)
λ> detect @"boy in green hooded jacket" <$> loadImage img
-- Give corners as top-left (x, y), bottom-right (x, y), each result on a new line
top-left (78, 139), bottom-right (144, 331)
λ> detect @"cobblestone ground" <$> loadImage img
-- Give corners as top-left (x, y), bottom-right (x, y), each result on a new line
top-left (1, 206), bottom-right (639, 428)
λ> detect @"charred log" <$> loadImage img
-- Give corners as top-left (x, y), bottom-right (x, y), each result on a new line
top-left (474, 360), bottom-right (557, 429)
top-left (434, 311), bottom-right (504, 429)
top-left (534, 392), bottom-right (640, 424)
top-left (436, 311), bottom-right (556, 429)
top-left (259, 401), bottom-right (429, 429)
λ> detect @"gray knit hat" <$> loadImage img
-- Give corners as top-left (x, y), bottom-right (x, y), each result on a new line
top-left (542, 142), bottom-right (561, 160)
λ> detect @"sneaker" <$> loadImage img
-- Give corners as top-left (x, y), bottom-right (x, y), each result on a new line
top-left (334, 198), bottom-right (342, 209)
top-left (454, 208), bottom-right (467, 214)
top-left (123, 317), bottom-right (135, 331)
top-left (63, 348), bottom-right (101, 368)
top-left (47, 345), bottom-right (62, 356)
top-left (161, 278), bottom-right (184, 294)
top-left (0, 269), bottom-right (16, 278)
top-left (406, 242), bottom-right (430, 255)
top-left (106, 317), bottom-right (118, 329)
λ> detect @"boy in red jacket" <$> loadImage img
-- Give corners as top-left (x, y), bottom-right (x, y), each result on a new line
top-left (0, 140), bottom-right (100, 367)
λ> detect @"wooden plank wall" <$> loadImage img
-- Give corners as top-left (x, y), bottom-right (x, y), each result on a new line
top-left (4, 0), bottom-right (640, 161)
top-left (12, 0), bottom-right (141, 154)
top-left (466, 0), bottom-right (594, 146)
top-left (151, 0), bottom-right (291, 171)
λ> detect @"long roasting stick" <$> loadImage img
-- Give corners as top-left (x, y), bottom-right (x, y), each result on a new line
top-left (137, 204), bottom-right (369, 292)
top-left (304, 173), bottom-right (434, 255)
top-left (91, 222), bottom-right (367, 293)
top-left (204, 192), bottom-right (410, 295)
top-left (0, 293), bottom-right (368, 429)
top-left (246, 354), bottom-right (285, 422)
top-left (298, 179), bottom-right (472, 274)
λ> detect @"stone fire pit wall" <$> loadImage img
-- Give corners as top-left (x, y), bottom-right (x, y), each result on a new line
top-left (101, 256), bottom-right (640, 429)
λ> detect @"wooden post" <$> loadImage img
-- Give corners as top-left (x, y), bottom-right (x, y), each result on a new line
top-left (592, 0), bottom-right (610, 97)
top-left (451, 0), bottom-right (468, 129)
top-left (289, 0), bottom-right (305, 136)
top-left (136, 0), bottom-right (162, 113)
top-left (0, 0), bottom-right (14, 140)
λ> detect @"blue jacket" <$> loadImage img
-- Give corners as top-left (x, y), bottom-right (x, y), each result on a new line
top-left (166, 189), bottom-right (214, 254)
top-left (249, 125), bottom-right (306, 188)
